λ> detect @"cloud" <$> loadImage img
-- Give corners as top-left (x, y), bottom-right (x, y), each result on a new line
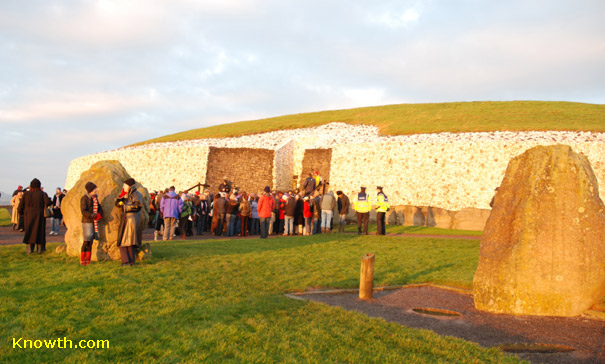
top-left (369, 7), bottom-right (421, 29)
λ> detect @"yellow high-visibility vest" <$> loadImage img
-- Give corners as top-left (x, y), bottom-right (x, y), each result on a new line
top-left (354, 192), bottom-right (372, 213)
top-left (375, 193), bottom-right (390, 213)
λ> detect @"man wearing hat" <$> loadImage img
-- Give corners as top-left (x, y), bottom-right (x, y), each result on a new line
top-left (375, 186), bottom-right (390, 235)
top-left (80, 182), bottom-right (103, 265)
top-left (115, 178), bottom-right (143, 266)
top-left (353, 186), bottom-right (372, 235)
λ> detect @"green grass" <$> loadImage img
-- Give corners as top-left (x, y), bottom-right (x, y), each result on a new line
top-left (133, 101), bottom-right (605, 146)
top-left (0, 208), bottom-right (11, 227)
top-left (0, 235), bottom-right (524, 363)
top-left (344, 225), bottom-right (483, 236)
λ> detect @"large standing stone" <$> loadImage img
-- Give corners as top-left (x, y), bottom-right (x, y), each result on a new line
top-left (473, 145), bottom-right (605, 316)
top-left (61, 160), bottom-right (151, 261)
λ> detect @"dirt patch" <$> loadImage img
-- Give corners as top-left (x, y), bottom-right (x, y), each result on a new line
top-left (295, 285), bottom-right (605, 364)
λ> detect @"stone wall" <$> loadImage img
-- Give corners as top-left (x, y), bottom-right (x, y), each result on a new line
top-left (330, 140), bottom-right (603, 210)
top-left (298, 149), bottom-right (332, 187)
top-left (205, 147), bottom-right (274, 194)
top-left (65, 145), bottom-right (209, 192)
top-left (65, 123), bottom-right (604, 218)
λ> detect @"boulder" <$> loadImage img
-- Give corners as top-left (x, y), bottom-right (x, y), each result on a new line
top-left (473, 145), bottom-right (605, 316)
top-left (61, 160), bottom-right (151, 261)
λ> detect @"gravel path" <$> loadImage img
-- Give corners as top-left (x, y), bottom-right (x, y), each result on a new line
top-left (298, 285), bottom-right (604, 364)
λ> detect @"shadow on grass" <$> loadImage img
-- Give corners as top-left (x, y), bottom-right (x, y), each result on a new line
top-left (150, 234), bottom-right (361, 261)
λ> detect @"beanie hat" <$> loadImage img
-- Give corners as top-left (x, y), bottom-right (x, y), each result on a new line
top-left (124, 178), bottom-right (136, 187)
top-left (264, 186), bottom-right (270, 193)
top-left (85, 182), bottom-right (97, 193)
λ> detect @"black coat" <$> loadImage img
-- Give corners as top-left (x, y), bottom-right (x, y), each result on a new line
top-left (51, 194), bottom-right (64, 219)
top-left (294, 198), bottom-right (304, 224)
top-left (19, 190), bottom-right (50, 244)
top-left (285, 197), bottom-right (296, 217)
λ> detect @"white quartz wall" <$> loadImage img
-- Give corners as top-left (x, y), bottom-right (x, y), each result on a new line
top-left (273, 139), bottom-right (295, 190)
top-left (65, 122), bottom-right (604, 209)
top-left (330, 141), bottom-right (604, 210)
top-left (65, 145), bottom-right (210, 192)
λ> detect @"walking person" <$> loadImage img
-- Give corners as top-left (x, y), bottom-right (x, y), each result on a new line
top-left (320, 191), bottom-right (336, 233)
top-left (353, 186), bottom-right (372, 235)
top-left (160, 186), bottom-right (182, 241)
top-left (336, 191), bottom-right (350, 233)
top-left (115, 178), bottom-right (143, 266)
top-left (257, 186), bottom-right (274, 239)
top-left (50, 187), bottom-right (64, 235)
top-left (80, 182), bottom-right (103, 264)
top-left (19, 178), bottom-right (51, 254)
top-left (375, 186), bottom-right (390, 235)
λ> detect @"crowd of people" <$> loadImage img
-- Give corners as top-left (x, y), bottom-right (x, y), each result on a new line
top-left (8, 170), bottom-right (391, 266)
top-left (149, 172), bottom-right (391, 241)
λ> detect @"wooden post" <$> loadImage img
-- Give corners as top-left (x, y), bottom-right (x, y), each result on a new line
top-left (359, 253), bottom-right (375, 300)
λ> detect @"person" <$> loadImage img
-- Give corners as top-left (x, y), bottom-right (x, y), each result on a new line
top-left (311, 191), bottom-right (322, 234)
top-left (375, 186), bottom-right (390, 235)
top-left (320, 190), bottom-right (336, 233)
top-left (336, 191), bottom-right (350, 233)
top-left (219, 177), bottom-right (232, 194)
top-left (489, 187), bottom-right (499, 208)
top-left (50, 187), bottom-right (64, 235)
top-left (226, 194), bottom-right (239, 237)
top-left (257, 186), bottom-right (274, 239)
top-left (312, 171), bottom-right (323, 193)
top-left (303, 196), bottom-right (313, 235)
top-left (115, 178), bottom-right (143, 266)
top-left (353, 186), bottom-right (372, 235)
top-left (303, 173), bottom-right (315, 196)
top-left (19, 178), bottom-right (51, 254)
top-left (153, 189), bottom-right (166, 241)
top-left (249, 194), bottom-right (259, 235)
top-left (270, 191), bottom-right (279, 235)
top-left (294, 193), bottom-right (304, 235)
top-left (278, 193), bottom-right (287, 235)
top-left (80, 182), bottom-right (103, 264)
top-left (10, 189), bottom-right (23, 231)
top-left (196, 192), bottom-right (209, 235)
top-left (160, 186), bottom-right (182, 241)
top-left (239, 193), bottom-right (250, 237)
top-left (284, 193), bottom-right (296, 236)
top-left (214, 193), bottom-right (227, 236)
top-left (178, 194), bottom-right (193, 240)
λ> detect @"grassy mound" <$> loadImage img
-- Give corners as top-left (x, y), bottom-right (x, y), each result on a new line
top-left (134, 101), bottom-right (605, 146)
top-left (1, 235), bottom-right (524, 363)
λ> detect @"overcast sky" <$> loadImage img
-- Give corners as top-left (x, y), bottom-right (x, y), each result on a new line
top-left (1, 0), bottom-right (604, 199)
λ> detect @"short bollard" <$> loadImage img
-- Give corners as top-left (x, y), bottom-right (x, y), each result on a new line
top-left (359, 253), bottom-right (375, 300)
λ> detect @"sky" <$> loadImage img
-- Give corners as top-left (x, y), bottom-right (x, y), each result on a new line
top-left (1, 0), bottom-right (604, 200)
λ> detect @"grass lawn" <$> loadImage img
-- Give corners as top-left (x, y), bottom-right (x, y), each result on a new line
top-left (344, 224), bottom-right (482, 236)
top-left (1, 235), bottom-right (524, 363)
top-left (0, 208), bottom-right (11, 227)
top-left (133, 101), bottom-right (605, 146)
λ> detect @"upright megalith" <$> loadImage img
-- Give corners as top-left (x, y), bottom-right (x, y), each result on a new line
top-left (61, 160), bottom-right (151, 261)
top-left (473, 145), bottom-right (605, 316)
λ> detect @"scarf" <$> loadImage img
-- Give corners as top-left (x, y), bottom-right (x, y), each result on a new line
top-left (92, 196), bottom-right (99, 235)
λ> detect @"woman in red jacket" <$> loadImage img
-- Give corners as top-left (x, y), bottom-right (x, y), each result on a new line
top-left (257, 186), bottom-right (274, 239)
top-left (303, 196), bottom-right (313, 236)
